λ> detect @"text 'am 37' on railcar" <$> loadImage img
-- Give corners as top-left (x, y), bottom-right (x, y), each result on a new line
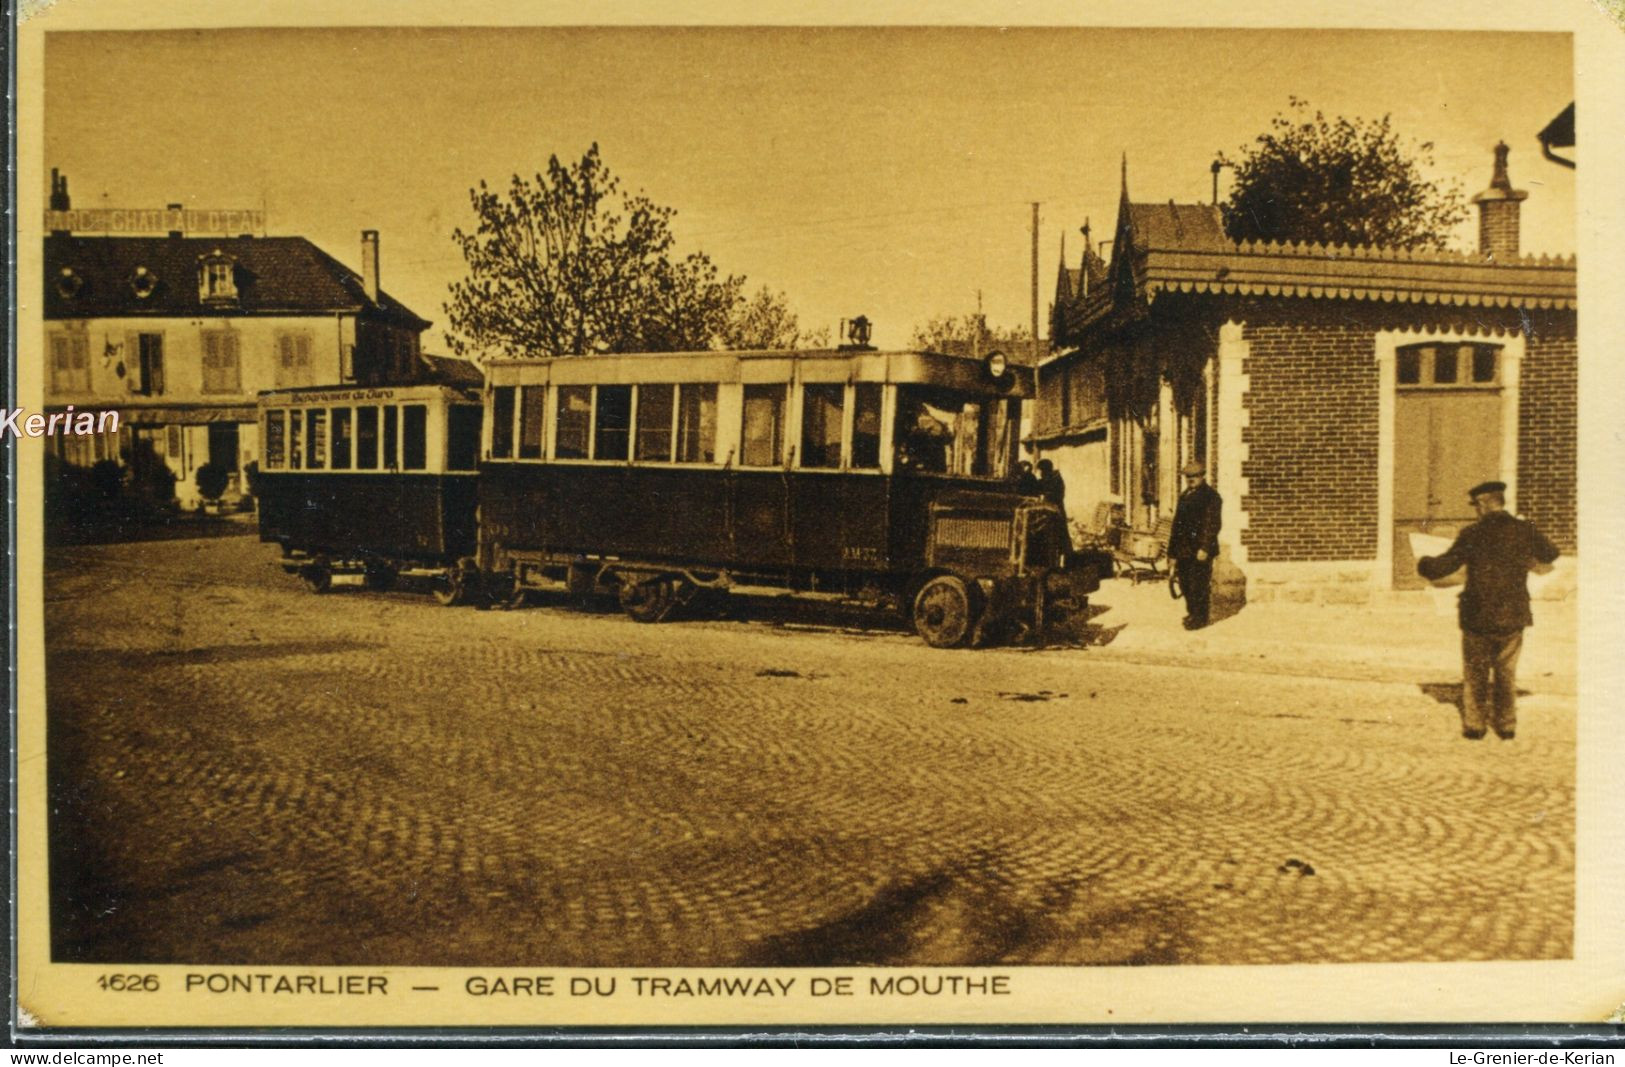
top-left (478, 346), bottom-right (1109, 647)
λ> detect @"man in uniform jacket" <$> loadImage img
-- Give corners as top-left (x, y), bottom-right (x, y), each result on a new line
top-left (1169, 460), bottom-right (1223, 630)
top-left (1417, 480), bottom-right (1560, 741)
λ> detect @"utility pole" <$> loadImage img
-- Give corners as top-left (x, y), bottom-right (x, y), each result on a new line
top-left (1031, 202), bottom-right (1041, 367)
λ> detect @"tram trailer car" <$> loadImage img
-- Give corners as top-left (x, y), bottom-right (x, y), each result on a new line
top-left (255, 383), bottom-right (484, 601)
top-left (477, 347), bottom-right (1111, 647)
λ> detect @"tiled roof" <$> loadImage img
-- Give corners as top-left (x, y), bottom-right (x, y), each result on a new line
top-left (1126, 202), bottom-right (1229, 252)
top-left (44, 235), bottom-right (430, 328)
top-left (421, 353), bottom-right (485, 389)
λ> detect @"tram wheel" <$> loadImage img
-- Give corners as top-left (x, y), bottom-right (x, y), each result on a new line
top-left (299, 559), bottom-right (333, 595)
top-left (912, 575), bottom-right (978, 648)
top-left (618, 575), bottom-right (683, 623)
top-left (433, 560), bottom-right (477, 607)
top-left (363, 563), bottom-right (398, 592)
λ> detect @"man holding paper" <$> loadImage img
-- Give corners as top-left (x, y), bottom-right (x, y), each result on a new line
top-left (1417, 480), bottom-right (1560, 741)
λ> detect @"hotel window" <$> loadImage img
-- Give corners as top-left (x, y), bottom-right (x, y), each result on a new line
top-left (198, 252), bottom-right (238, 304)
top-left (741, 384), bottom-right (786, 467)
top-left (356, 407), bottom-right (380, 469)
top-left (201, 331), bottom-right (242, 394)
top-left (555, 386), bottom-right (592, 459)
top-left (132, 333), bottom-right (165, 396)
top-left (676, 384), bottom-right (718, 464)
top-left (800, 384), bottom-right (844, 469)
top-left (275, 332), bottom-right (314, 389)
top-left (48, 331), bottom-right (90, 394)
top-left (518, 386), bottom-right (546, 459)
top-left (635, 385), bottom-right (676, 463)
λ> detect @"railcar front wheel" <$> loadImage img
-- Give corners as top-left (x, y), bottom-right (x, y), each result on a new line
top-left (299, 559), bottom-right (333, 595)
top-left (433, 560), bottom-right (478, 607)
top-left (912, 575), bottom-right (978, 648)
top-left (618, 575), bottom-right (683, 623)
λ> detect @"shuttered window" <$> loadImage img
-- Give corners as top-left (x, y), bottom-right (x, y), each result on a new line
top-left (275, 332), bottom-right (314, 388)
top-left (49, 332), bottom-right (90, 394)
top-left (201, 331), bottom-right (242, 394)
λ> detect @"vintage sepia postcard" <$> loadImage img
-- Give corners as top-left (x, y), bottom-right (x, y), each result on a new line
top-left (10, 0), bottom-right (1625, 1036)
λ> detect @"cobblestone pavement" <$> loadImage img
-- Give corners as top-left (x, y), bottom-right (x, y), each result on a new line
top-left (42, 536), bottom-right (1574, 967)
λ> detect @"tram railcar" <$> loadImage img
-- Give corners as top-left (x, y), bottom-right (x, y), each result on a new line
top-left (255, 383), bottom-right (484, 602)
top-left (477, 347), bottom-right (1110, 646)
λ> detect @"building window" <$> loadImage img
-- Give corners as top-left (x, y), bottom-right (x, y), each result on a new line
top-left (635, 384), bottom-right (676, 463)
top-left (852, 383), bottom-right (882, 469)
top-left (265, 411), bottom-right (286, 469)
top-left (1397, 343), bottom-right (1501, 390)
top-left (275, 332), bottom-right (314, 388)
top-left (356, 407), bottom-right (379, 469)
top-left (741, 384), bottom-right (786, 467)
top-left (401, 405), bottom-right (428, 470)
top-left (129, 267), bottom-right (158, 300)
top-left (518, 386), bottom-right (546, 459)
top-left (201, 331), bottom-right (242, 394)
top-left (676, 383), bottom-right (717, 464)
top-left (198, 252), bottom-right (239, 304)
top-left (134, 333), bottom-right (165, 396)
top-left (48, 331), bottom-right (90, 394)
top-left (800, 383), bottom-right (844, 469)
top-left (55, 268), bottom-right (83, 299)
top-left (555, 386), bottom-right (592, 460)
top-left (594, 385), bottom-right (632, 461)
top-left (490, 386), bottom-right (516, 459)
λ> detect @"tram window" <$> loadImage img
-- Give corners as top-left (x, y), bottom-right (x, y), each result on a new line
top-left (676, 383), bottom-right (717, 463)
top-left (518, 386), bottom-right (546, 459)
top-left (331, 408), bottom-right (353, 470)
top-left (402, 405), bottom-right (428, 470)
top-left (491, 386), bottom-right (516, 459)
top-left (894, 388), bottom-right (954, 473)
top-left (555, 386), bottom-right (591, 459)
top-left (289, 410), bottom-right (304, 470)
top-left (356, 406), bottom-right (379, 469)
top-left (447, 406), bottom-right (482, 471)
top-left (636, 384), bottom-right (676, 462)
top-left (800, 383), bottom-right (844, 469)
top-left (305, 409), bottom-right (327, 470)
top-left (265, 411), bottom-right (286, 469)
top-left (742, 384), bottom-right (786, 467)
top-left (383, 405), bottom-right (399, 469)
top-left (852, 383), bottom-right (882, 469)
top-left (595, 385), bottom-right (632, 461)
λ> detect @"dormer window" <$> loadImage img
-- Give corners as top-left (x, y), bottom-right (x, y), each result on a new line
top-left (55, 267), bottom-right (83, 299)
top-left (130, 266), bottom-right (158, 299)
top-left (198, 250), bottom-right (239, 305)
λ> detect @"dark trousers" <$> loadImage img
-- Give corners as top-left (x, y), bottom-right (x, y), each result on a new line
top-left (1176, 556), bottom-right (1213, 624)
top-left (1462, 629), bottom-right (1523, 736)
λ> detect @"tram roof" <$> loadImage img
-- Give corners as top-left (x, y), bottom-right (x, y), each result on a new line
top-left (483, 348), bottom-right (1034, 397)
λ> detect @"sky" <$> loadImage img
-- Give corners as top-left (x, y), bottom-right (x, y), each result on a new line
top-left (43, 26), bottom-right (1575, 351)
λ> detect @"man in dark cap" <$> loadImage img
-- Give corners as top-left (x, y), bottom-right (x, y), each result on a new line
top-left (1168, 459), bottom-right (1223, 630)
top-left (1417, 480), bottom-right (1560, 741)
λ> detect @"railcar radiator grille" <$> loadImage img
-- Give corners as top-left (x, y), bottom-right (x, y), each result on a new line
top-left (935, 516), bottom-right (1011, 550)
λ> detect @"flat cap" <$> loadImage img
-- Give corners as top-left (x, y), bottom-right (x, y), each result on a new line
top-left (1180, 460), bottom-right (1206, 476)
top-left (1468, 480), bottom-right (1507, 499)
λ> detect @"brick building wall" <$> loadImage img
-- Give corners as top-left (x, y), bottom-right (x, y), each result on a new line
top-left (1239, 313), bottom-right (1381, 562)
top-left (1519, 312), bottom-right (1577, 552)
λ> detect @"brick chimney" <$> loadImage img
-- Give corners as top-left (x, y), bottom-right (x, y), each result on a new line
top-left (49, 169), bottom-right (71, 211)
top-left (1472, 142), bottom-right (1528, 261)
top-left (361, 230), bottom-right (380, 303)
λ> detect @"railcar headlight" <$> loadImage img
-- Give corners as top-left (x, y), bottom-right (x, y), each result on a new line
top-left (985, 351), bottom-right (1008, 379)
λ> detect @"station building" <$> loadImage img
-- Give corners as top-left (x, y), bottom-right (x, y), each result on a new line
top-left (42, 171), bottom-right (439, 508)
top-left (1039, 146), bottom-right (1577, 601)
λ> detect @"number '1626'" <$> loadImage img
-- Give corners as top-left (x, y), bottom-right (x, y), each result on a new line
top-left (98, 974), bottom-right (160, 992)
